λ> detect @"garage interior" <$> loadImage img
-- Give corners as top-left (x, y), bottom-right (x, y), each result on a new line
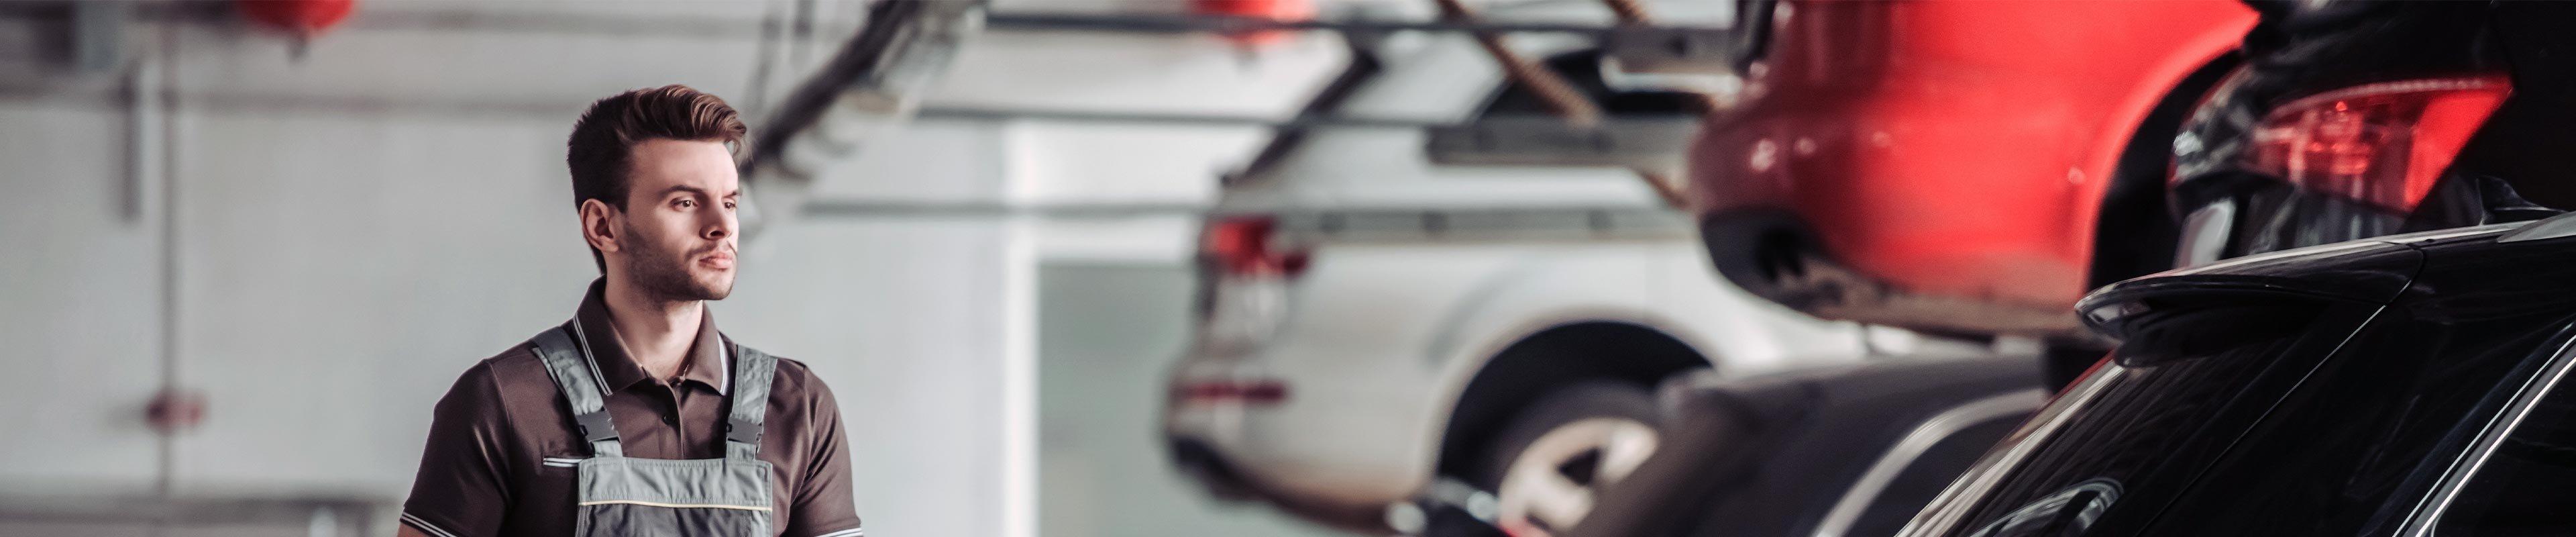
top-left (0, 1), bottom-right (2357, 537)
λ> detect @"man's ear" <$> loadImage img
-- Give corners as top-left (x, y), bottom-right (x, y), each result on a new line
top-left (580, 199), bottom-right (621, 255)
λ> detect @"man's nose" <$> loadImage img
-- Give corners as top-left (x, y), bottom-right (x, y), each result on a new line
top-left (703, 211), bottom-right (734, 240)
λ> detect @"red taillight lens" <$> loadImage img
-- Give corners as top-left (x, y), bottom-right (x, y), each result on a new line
top-left (2246, 76), bottom-right (2510, 212)
top-left (1203, 215), bottom-right (1309, 277)
top-left (1173, 379), bottom-right (1291, 405)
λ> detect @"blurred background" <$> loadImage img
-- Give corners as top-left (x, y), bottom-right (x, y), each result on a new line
top-left (0, 0), bottom-right (2316, 536)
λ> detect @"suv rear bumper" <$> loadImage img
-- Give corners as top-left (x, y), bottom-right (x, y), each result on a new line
top-left (1165, 436), bottom-right (1393, 532)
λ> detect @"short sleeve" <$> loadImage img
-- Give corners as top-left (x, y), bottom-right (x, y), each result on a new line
top-left (401, 361), bottom-right (517, 537)
top-left (782, 368), bottom-right (864, 537)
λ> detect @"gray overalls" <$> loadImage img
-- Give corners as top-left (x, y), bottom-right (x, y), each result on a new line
top-left (530, 322), bottom-right (780, 536)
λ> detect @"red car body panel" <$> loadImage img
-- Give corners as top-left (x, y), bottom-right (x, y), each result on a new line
top-left (1690, 0), bottom-right (2255, 324)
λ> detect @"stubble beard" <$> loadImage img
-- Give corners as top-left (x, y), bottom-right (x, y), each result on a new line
top-left (621, 222), bottom-right (734, 303)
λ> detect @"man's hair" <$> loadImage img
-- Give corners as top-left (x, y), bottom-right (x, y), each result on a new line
top-left (565, 85), bottom-right (748, 271)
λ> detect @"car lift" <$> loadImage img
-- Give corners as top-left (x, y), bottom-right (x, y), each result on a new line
top-left (738, 0), bottom-right (1749, 240)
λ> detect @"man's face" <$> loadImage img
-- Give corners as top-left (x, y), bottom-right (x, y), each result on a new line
top-left (608, 139), bottom-right (740, 301)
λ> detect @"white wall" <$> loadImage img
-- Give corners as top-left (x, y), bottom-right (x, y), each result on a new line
top-left (0, 103), bottom-right (167, 494)
top-left (0, 2), bottom-right (1344, 536)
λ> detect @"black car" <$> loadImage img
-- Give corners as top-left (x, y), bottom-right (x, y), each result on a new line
top-left (1900, 213), bottom-right (2576, 536)
top-left (2169, 0), bottom-right (2576, 267)
top-left (1552, 356), bottom-right (2045, 537)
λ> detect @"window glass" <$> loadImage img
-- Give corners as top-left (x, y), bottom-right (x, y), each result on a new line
top-left (1945, 303), bottom-right (2348, 535)
top-left (2436, 342), bottom-right (2576, 535)
top-left (1942, 305), bottom-right (2574, 536)
top-left (2145, 310), bottom-right (2571, 535)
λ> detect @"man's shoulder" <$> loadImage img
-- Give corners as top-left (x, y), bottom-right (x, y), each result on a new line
top-left (439, 342), bottom-right (553, 402)
top-left (737, 345), bottom-right (838, 403)
top-left (480, 340), bottom-right (552, 380)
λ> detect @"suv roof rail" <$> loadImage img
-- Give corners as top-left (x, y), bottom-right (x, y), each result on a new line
top-left (2498, 211), bottom-right (2576, 243)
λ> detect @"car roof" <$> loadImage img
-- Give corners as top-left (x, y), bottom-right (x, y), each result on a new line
top-left (2393, 219), bottom-right (2576, 323)
top-left (2079, 217), bottom-right (2576, 338)
top-left (2076, 238), bottom-right (2421, 337)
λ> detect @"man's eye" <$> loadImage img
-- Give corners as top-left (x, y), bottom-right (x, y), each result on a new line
top-left (675, 199), bottom-right (696, 209)
top-left (722, 201), bottom-right (737, 210)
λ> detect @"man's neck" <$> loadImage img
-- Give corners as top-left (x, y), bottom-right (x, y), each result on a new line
top-left (601, 277), bottom-right (702, 383)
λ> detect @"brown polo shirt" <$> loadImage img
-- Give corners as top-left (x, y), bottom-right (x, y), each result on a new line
top-left (401, 279), bottom-right (861, 537)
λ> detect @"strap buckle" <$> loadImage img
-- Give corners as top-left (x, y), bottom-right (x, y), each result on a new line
top-left (726, 416), bottom-right (763, 445)
top-left (575, 411), bottom-right (619, 443)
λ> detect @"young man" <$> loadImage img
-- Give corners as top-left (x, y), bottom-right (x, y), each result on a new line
top-left (398, 85), bottom-right (862, 537)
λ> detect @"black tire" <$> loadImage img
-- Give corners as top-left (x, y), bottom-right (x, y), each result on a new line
top-left (1419, 507), bottom-right (1511, 537)
top-left (1477, 381), bottom-right (1661, 483)
top-left (1468, 381), bottom-right (1660, 534)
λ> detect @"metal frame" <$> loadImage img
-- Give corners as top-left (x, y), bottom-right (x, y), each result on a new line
top-left (0, 5), bottom-right (1719, 40)
top-left (987, 12), bottom-right (1711, 37)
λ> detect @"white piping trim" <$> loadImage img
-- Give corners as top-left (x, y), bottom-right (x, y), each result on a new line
top-left (576, 499), bottom-right (773, 511)
top-left (568, 320), bottom-right (612, 394)
top-left (814, 528), bottom-right (865, 537)
top-left (400, 512), bottom-right (461, 537)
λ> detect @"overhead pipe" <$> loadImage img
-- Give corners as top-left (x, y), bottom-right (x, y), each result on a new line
top-left (1434, 0), bottom-right (1688, 208)
top-left (1434, 0), bottom-right (1601, 130)
top-left (0, 5), bottom-right (1721, 42)
top-left (737, 0), bottom-right (985, 241)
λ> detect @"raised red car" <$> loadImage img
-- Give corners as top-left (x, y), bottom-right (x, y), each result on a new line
top-left (1690, 0), bottom-right (2255, 371)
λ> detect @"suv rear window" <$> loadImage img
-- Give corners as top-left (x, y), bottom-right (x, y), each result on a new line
top-left (1931, 302), bottom-right (2363, 536)
top-left (1919, 301), bottom-right (2576, 536)
top-left (2436, 348), bottom-right (2576, 535)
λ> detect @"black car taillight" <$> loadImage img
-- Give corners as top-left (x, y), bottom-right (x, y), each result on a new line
top-left (2245, 76), bottom-right (2510, 212)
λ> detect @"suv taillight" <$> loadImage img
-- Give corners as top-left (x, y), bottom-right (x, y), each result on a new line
top-left (1204, 215), bottom-right (1309, 278)
top-left (2246, 76), bottom-right (2510, 212)
top-left (1193, 215), bottom-right (1308, 351)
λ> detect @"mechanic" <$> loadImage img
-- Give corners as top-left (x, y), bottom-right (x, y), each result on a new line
top-left (397, 85), bottom-right (863, 537)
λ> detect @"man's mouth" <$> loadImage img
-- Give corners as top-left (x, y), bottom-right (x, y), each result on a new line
top-left (698, 250), bottom-right (736, 270)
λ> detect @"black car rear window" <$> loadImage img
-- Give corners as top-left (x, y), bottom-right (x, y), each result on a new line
top-left (1937, 304), bottom-right (2576, 536)
top-left (1941, 304), bottom-right (2351, 536)
top-left (2436, 350), bottom-right (2576, 535)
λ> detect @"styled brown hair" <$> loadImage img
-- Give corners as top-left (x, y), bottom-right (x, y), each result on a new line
top-left (565, 85), bottom-right (747, 271)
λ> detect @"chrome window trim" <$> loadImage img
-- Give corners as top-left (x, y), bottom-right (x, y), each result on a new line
top-left (1811, 388), bottom-right (2048, 537)
top-left (1896, 365), bottom-right (2131, 537)
top-left (2400, 328), bottom-right (2576, 536)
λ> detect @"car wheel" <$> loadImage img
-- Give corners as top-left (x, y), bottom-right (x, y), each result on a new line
top-left (1475, 381), bottom-right (1660, 537)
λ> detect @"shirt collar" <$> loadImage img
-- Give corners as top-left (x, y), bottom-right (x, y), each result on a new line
top-left (573, 278), bottom-right (731, 395)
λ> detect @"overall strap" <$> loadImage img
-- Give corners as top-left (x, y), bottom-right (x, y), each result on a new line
top-left (725, 343), bottom-right (779, 461)
top-left (531, 322), bottom-right (625, 458)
